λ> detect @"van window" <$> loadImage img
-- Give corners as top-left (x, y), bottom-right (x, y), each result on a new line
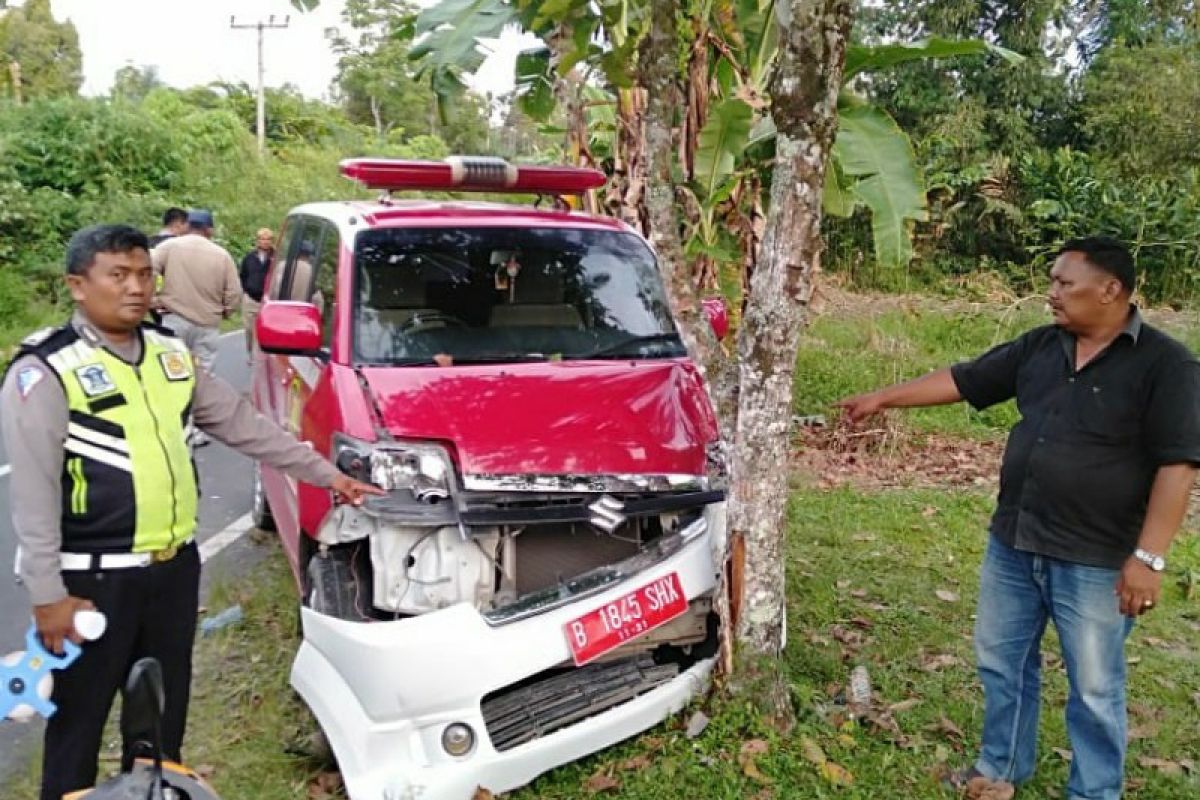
top-left (265, 220), bottom-right (298, 301)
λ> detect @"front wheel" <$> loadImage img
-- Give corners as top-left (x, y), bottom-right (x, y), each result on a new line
top-left (251, 462), bottom-right (276, 532)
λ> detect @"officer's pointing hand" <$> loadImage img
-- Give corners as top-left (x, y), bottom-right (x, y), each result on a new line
top-left (33, 595), bottom-right (95, 655)
top-left (331, 473), bottom-right (386, 506)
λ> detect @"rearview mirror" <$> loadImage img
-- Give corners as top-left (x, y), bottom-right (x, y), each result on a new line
top-left (120, 657), bottom-right (164, 772)
top-left (256, 301), bottom-right (324, 357)
top-left (701, 297), bottom-right (730, 341)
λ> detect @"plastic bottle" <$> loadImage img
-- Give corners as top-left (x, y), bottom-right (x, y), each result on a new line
top-left (199, 605), bottom-right (244, 636)
top-left (848, 664), bottom-right (872, 715)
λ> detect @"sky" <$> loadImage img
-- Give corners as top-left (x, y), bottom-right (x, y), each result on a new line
top-left (48, 0), bottom-right (532, 101)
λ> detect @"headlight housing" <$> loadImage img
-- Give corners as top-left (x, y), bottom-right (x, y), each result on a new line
top-left (333, 434), bottom-right (458, 522)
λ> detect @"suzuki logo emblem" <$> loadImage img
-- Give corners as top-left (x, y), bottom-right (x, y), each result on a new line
top-left (588, 495), bottom-right (626, 533)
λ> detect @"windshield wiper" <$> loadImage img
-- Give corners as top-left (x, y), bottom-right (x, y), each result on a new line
top-left (446, 353), bottom-right (553, 364)
top-left (581, 333), bottom-right (685, 359)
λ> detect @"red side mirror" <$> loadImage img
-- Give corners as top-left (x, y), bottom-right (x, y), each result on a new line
top-left (701, 297), bottom-right (730, 341)
top-left (256, 301), bottom-right (324, 356)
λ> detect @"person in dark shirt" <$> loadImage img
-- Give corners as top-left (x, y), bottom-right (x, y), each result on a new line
top-left (238, 228), bottom-right (274, 357)
top-left (838, 236), bottom-right (1200, 800)
top-left (147, 207), bottom-right (188, 249)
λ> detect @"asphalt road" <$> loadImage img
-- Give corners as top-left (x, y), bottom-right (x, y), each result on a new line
top-left (0, 330), bottom-right (258, 781)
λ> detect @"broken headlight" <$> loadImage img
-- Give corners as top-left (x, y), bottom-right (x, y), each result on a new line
top-left (333, 434), bottom-right (455, 505)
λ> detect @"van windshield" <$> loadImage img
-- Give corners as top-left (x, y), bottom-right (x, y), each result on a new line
top-left (352, 226), bottom-right (684, 364)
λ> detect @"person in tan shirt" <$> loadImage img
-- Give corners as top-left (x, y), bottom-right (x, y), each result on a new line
top-left (151, 209), bottom-right (241, 376)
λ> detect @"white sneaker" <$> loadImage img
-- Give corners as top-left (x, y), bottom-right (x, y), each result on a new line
top-left (192, 430), bottom-right (211, 447)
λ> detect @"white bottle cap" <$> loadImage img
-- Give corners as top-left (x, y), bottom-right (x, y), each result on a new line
top-left (73, 610), bottom-right (107, 641)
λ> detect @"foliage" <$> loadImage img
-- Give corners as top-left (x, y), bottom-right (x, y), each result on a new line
top-left (0, 0), bottom-right (82, 100)
top-left (110, 64), bottom-right (164, 104)
top-left (1079, 41), bottom-right (1200, 178)
top-left (329, 0), bottom-right (492, 152)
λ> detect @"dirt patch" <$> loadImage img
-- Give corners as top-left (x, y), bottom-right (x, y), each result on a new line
top-left (792, 419), bottom-right (1004, 492)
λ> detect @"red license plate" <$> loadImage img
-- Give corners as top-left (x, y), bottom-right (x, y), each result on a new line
top-left (564, 572), bottom-right (688, 666)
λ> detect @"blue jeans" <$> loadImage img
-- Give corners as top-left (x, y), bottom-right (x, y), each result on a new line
top-left (973, 535), bottom-right (1134, 800)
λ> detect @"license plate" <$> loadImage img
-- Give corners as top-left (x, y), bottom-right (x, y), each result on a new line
top-left (564, 572), bottom-right (688, 666)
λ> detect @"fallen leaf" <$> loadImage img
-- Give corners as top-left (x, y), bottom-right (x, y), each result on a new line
top-left (799, 736), bottom-right (827, 766)
top-left (837, 733), bottom-right (857, 748)
top-left (1127, 723), bottom-right (1160, 741)
top-left (849, 589), bottom-right (869, 599)
top-left (738, 739), bottom-right (772, 784)
top-left (928, 716), bottom-right (965, 741)
top-left (741, 739), bottom-right (770, 756)
top-left (685, 710), bottom-right (709, 739)
top-left (1137, 757), bottom-right (1184, 776)
top-left (307, 771), bottom-right (343, 799)
top-left (935, 589), bottom-right (959, 603)
top-left (888, 699), bottom-right (921, 713)
top-left (1053, 748), bottom-right (1073, 762)
top-left (619, 755), bottom-right (651, 771)
top-left (836, 579), bottom-right (851, 590)
top-left (921, 506), bottom-right (939, 517)
top-left (819, 761), bottom-right (855, 786)
top-left (583, 770), bottom-right (621, 793)
top-left (194, 764), bottom-right (216, 780)
top-left (851, 532), bottom-right (876, 542)
top-left (921, 653), bottom-right (964, 672)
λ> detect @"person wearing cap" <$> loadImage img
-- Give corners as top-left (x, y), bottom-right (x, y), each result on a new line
top-left (838, 236), bottom-right (1200, 800)
top-left (0, 224), bottom-right (383, 800)
top-left (150, 209), bottom-right (241, 381)
top-left (238, 228), bottom-right (274, 357)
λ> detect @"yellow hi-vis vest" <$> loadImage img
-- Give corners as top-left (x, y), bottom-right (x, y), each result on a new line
top-left (23, 323), bottom-right (199, 554)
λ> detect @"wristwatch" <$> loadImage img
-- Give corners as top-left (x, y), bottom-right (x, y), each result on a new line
top-left (1133, 548), bottom-right (1167, 572)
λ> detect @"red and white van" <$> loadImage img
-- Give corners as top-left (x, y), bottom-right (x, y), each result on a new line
top-left (252, 157), bottom-right (727, 800)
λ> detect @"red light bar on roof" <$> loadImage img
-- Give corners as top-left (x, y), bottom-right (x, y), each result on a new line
top-left (340, 156), bottom-right (606, 195)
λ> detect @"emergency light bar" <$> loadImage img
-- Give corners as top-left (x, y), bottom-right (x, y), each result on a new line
top-left (339, 156), bottom-right (606, 195)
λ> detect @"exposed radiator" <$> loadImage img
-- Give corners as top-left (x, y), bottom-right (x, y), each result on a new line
top-left (513, 525), bottom-right (641, 595)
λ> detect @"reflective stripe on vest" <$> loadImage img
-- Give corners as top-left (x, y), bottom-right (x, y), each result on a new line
top-left (40, 327), bottom-right (198, 554)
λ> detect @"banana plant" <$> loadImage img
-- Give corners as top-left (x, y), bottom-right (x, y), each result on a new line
top-left (404, 0), bottom-right (1020, 272)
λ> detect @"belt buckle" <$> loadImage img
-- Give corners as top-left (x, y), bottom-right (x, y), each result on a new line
top-left (151, 544), bottom-right (180, 563)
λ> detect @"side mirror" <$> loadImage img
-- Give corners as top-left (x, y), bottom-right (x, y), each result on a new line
top-left (701, 297), bottom-right (730, 341)
top-left (120, 657), bottom-right (164, 773)
top-left (256, 301), bottom-right (324, 357)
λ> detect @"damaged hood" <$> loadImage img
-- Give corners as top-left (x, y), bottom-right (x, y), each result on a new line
top-left (358, 360), bottom-right (719, 477)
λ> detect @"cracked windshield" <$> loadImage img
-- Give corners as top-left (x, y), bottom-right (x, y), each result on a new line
top-left (353, 227), bottom-right (684, 365)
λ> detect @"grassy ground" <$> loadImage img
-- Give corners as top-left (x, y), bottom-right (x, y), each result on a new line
top-left (5, 295), bottom-right (1199, 798)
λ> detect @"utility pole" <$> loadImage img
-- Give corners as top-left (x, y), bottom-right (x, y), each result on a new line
top-left (230, 14), bottom-right (289, 158)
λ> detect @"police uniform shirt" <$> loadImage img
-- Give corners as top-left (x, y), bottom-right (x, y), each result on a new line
top-left (1, 312), bottom-right (339, 605)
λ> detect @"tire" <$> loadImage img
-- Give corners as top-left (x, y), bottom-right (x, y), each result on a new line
top-left (251, 462), bottom-right (276, 532)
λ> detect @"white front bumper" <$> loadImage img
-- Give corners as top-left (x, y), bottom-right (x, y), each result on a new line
top-left (291, 518), bottom-right (719, 800)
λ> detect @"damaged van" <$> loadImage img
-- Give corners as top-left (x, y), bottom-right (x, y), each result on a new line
top-left (251, 157), bottom-right (727, 800)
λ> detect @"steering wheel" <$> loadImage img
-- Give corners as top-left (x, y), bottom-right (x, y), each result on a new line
top-left (399, 312), bottom-right (468, 333)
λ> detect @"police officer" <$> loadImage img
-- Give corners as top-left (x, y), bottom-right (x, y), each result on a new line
top-left (0, 224), bottom-right (382, 800)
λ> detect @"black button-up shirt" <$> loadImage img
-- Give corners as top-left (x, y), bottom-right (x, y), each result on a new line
top-left (951, 308), bottom-right (1200, 568)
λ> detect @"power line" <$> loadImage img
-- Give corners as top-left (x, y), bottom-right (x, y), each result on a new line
top-left (230, 14), bottom-right (290, 157)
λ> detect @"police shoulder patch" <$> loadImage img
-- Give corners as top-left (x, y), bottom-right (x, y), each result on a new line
top-left (16, 366), bottom-right (46, 400)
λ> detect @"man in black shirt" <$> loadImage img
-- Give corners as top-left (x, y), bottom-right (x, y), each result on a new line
top-left (238, 228), bottom-right (274, 357)
top-left (839, 237), bottom-right (1200, 800)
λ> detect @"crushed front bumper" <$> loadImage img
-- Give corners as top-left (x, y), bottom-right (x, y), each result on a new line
top-left (291, 507), bottom-right (721, 800)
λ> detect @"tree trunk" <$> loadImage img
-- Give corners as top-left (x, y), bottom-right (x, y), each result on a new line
top-left (726, 0), bottom-right (853, 717)
top-left (641, 0), bottom-right (737, 434)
